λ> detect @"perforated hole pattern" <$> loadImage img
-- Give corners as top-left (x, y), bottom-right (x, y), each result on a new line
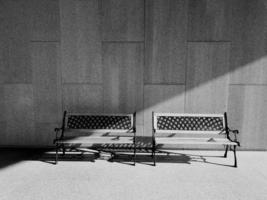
top-left (157, 116), bottom-right (224, 131)
top-left (67, 115), bottom-right (132, 130)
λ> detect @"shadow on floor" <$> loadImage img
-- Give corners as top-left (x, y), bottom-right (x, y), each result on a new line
top-left (109, 153), bottom-right (191, 166)
top-left (0, 148), bottom-right (48, 169)
top-left (38, 148), bottom-right (193, 166)
top-left (0, 148), bottom-right (235, 169)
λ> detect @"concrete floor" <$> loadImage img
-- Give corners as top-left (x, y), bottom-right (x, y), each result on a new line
top-left (0, 149), bottom-right (266, 200)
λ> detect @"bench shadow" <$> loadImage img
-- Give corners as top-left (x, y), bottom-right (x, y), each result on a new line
top-left (40, 151), bottom-right (97, 165)
top-left (110, 153), bottom-right (192, 166)
top-left (39, 149), bottom-right (190, 166)
top-left (39, 148), bottom-right (235, 168)
top-left (1, 148), bottom-right (235, 168)
top-left (156, 150), bottom-right (236, 168)
top-left (191, 158), bottom-right (237, 168)
top-left (162, 151), bottom-right (225, 158)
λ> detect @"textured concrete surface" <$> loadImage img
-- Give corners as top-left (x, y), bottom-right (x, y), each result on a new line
top-left (0, 149), bottom-right (266, 200)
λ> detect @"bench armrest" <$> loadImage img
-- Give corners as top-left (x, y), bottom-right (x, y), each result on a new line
top-left (152, 128), bottom-right (156, 148)
top-left (54, 127), bottom-right (62, 132)
top-left (54, 127), bottom-right (63, 144)
top-left (228, 128), bottom-right (239, 134)
top-left (227, 127), bottom-right (240, 146)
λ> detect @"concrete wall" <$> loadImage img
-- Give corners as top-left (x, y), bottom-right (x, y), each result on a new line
top-left (0, 0), bottom-right (267, 149)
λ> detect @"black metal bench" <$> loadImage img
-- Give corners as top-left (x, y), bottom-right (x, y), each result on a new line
top-left (152, 112), bottom-right (240, 167)
top-left (54, 111), bottom-right (136, 165)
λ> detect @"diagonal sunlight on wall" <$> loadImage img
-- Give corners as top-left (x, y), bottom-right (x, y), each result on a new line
top-left (230, 56), bottom-right (267, 85)
top-left (227, 56), bottom-right (267, 150)
top-left (141, 55), bottom-right (267, 150)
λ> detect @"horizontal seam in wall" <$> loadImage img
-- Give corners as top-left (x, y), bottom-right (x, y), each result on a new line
top-left (62, 83), bottom-right (103, 85)
top-left (102, 41), bottom-right (144, 43)
top-left (144, 83), bottom-right (185, 86)
top-left (3, 83), bottom-right (32, 85)
top-left (187, 40), bottom-right (231, 43)
top-left (30, 40), bottom-right (60, 43)
top-left (229, 83), bottom-right (267, 86)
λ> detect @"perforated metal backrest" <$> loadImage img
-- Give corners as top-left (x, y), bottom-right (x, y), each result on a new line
top-left (153, 113), bottom-right (225, 134)
top-left (64, 113), bottom-right (134, 132)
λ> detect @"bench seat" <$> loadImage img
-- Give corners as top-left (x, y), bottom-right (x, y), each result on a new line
top-left (155, 137), bottom-right (238, 146)
top-left (62, 129), bottom-right (134, 136)
top-left (57, 136), bottom-right (134, 144)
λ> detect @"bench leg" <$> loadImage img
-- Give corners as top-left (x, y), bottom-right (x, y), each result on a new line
top-left (133, 138), bottom-right (136, 166)
top-left (55, 143), bottom-right (58, 165)
top-left (133, 142), bottom-right (136, 166)
top-left (62, 144), bottom-right (66, 156)
top-left (153, 146), bottom-right (156, 166)
top-left (153, 151), bottom-right (156, 166)
top-left (233, 145), bottom-right (237, 168)
top-left (224, 145), bottom-right (228, 158)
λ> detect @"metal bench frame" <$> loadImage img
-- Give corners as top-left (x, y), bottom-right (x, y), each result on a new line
top-left (54, 111), bottom-right (136, 165)
top-left (152, 112), bottom-right (240, 167)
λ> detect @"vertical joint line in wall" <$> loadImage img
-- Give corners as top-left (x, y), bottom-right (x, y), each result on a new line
top-left (101, 42), bottom-right (104, 113)
top-left (59, 43), bottom-right (64, 117)
top-left (142, 0), bottom-right (146, 136)
top-left (225, 42), bottom-right (232, 113)
top-left (98, 0), bottom-right (104, 113)
top-left (184, 1), bottom-right (189, 113)
top-left (184, 43), bottom-right (189, 113)
top-left (57, 0), bottom-right (64, 117)
top-left (143, 0), bottom-right (146, 43)
top-left (143, 0), bottom-right (146, 82)
top-left (58, 0), bottom-right (64, 118)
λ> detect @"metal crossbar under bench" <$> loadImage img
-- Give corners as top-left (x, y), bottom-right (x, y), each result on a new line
top-left (54, 111), bottom-right (136, 165)
top-left (152, 112), bottom-right (240, 167)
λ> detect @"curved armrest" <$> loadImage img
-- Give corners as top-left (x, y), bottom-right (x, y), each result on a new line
top-left (227, 127), bottom-right (240, 146)
top-left (54, 127), bottom-right (62, 132)
top-left (54, 127), bottom-right (63, 144)
top-left (229, 128), bottom-right (239, 134)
